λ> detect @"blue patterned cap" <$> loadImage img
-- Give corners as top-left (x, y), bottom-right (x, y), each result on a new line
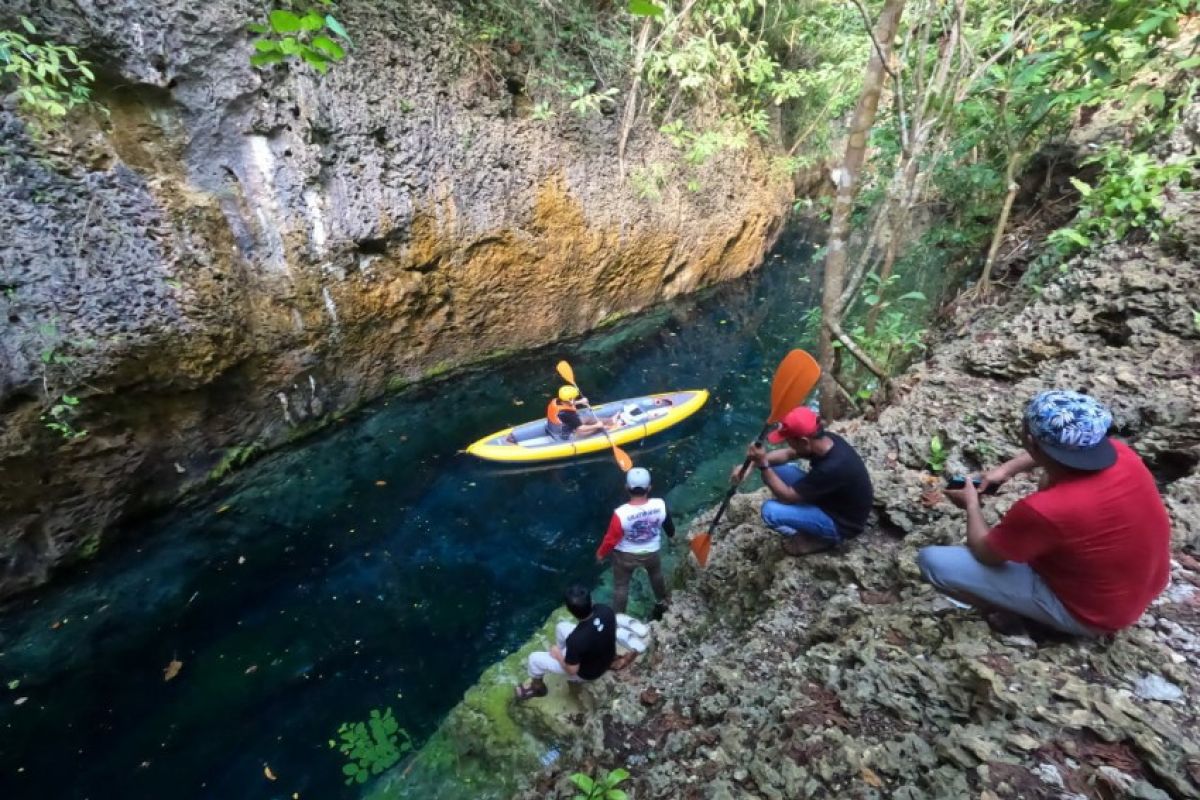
top-left (1023, 390), bottom-right (1116, 470)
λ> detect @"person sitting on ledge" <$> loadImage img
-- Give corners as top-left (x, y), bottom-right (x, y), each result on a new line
top-left (515, 585), bottom-right (636, 701)
top-left (919, 390), bottom-right (1171, 637)
top-left (739, 406), bottom-right (874, 556)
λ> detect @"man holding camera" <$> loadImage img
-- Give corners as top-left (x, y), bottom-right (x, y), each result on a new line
top-left (919, 390), bottom-right (1171, 636)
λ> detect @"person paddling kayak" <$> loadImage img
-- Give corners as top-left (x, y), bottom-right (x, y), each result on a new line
top-left (546, 385), bottom-right (613, 441)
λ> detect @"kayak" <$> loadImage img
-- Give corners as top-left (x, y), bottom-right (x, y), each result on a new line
top-left (465, 390), bottom-right (709, 463)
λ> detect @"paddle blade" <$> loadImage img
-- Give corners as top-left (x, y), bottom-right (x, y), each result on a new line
top-left (690, 532), bottom-right (711, 568)
top-left (555, 360), bottom-right (575, 386)
top-left (767, 349), bottom-right (821, 424)
top-left (613, 446), bottom-right (633, 472)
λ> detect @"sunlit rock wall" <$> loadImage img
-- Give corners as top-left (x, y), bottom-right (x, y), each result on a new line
top-left (0, 0), bottom-right (792, 597)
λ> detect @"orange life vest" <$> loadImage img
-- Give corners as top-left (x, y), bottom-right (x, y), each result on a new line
top-left (546, 398), bottom-right (577, 425)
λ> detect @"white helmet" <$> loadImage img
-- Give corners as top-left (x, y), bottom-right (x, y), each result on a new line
top-left (626, 467), bottom-right (651, 491)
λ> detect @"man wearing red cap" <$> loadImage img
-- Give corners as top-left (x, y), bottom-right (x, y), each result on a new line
top-left (740, 406), bottom-right (874, 555)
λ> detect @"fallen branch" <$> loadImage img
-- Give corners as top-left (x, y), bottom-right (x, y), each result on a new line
top-left (823, 317), bottom-right (891, 384)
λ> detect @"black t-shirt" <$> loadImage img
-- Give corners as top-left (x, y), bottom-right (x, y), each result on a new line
top-left (564, 604), bottom-right (617, 681)
top-left (558, 409), bottom-right (583, 433)
top-left (794, 433), bottom-right (873, 538)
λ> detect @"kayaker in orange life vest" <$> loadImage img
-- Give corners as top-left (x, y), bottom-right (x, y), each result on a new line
top-left (546, 386), bottom-right (613, 441)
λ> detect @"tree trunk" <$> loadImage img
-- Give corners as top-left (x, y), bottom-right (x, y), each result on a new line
top-left (618, 18), bottom-right (654, 180)
top-left (818, 0), bottom-right (906, 417)
top-left (978, 149), bottom-right (1020, 292)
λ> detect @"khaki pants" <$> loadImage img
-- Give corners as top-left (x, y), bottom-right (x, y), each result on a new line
top-left (611, 549), bottom-right (667, 614)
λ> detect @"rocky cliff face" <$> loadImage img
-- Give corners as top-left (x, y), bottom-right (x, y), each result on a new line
top-left (0, 1), bottom-right (791, 598)
top-left (374, 107), bottom-right (1200, 799)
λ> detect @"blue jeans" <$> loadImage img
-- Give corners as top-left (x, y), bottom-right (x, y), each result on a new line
top-left (760, 465), bottom-right (840, 543)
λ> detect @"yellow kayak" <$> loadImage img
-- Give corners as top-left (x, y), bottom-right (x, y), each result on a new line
top-left (465, 390), bottom-right (709, 463)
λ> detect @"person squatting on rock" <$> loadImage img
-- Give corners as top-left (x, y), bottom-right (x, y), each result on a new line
top-left (919, 390), bottom-right (1171, 637)
top-left (739, 406), bottom-right (874, 556)
top-left (515, 585), bottom-right (642, 701)
top-left (596, 467), bottom-right (675, 620)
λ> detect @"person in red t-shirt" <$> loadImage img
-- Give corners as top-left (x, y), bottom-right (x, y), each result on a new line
top-left (918, 390), bottom-right (1171, 637)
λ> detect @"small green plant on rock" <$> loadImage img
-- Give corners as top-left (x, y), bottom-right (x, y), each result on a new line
top-left (566, 81), bottom-right (618, 117)
top-left (208, 443), bottom-right (263, 481)
top-left (927, 435), bottom-right (948, 475)
top-left (0, 17), bottom-right (95, 120)
top-left (571, 767), bottom-right (629, 800)
top-left (247, 0), bottom-right (351, 73)
top-left (1045, 146), bottom-right (1195, 261)
top-left (330, 707), bottom-right (412, 785)
top-left (42, 394), bottom-right (86, 440)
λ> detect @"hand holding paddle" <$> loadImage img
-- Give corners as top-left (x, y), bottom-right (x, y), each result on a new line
top-left (555, 360), bottom-right (634, 472)
top-left (690, 349), bottom-right (821, 568)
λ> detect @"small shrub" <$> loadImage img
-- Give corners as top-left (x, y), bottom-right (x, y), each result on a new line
top-left (247, 1), bottom-right (352, 73)
top-left (927, 435), bottom-right (948, 474)
top-left (0, 18), bottom-right (95, 119)
top-left (571, 767), bottom-right (630, 800)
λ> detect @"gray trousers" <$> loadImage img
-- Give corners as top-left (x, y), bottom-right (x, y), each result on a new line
top-left (611, 549), bottom-right (667, 614)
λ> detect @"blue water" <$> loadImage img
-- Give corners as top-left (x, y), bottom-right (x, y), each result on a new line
top-left (0, 235), bottom-right (816, 799)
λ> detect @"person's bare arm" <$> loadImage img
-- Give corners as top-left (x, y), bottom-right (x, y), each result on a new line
top-left (945, 481), bottom-right (1005, 566)
top-left (979, 451), bottom-right (1036, 491)
top-left (748, 443), bottom-right (801, 503)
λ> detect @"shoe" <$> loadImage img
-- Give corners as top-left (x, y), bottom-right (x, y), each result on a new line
top-left (514, 681), bottom-right (548, 701)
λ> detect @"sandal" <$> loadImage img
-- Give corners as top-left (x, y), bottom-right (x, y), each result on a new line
top-left (514, 681), bottom-right (548, 701)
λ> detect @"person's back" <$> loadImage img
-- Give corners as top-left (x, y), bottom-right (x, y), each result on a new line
top-left (565, 603), bottom-right (617, 680)
top-left (1005, 440), bottom-right (1170, 631)
top-left (806, 432), bottom-right (873, 539)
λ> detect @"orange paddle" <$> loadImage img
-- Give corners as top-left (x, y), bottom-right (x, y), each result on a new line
top-left (690, 349), bottom-right (821, 567)
top-left (555, 360), bottom-right (634, 472)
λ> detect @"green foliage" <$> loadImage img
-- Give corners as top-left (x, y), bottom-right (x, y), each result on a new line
top-left (208, 443), bottom-right (263, 481)
top-left (1046, 145), bottom-right (1194, 257)
top-left (42, 394), bottom-right (86, 440)
top-left (571, 767), bottom-right (630, 800)
top-left (531, 100), bottom-right (556, 121)
top-left (627, 0), bottom-right (664, 18)
top-left (248, 0), bottom-right (351, 73)
top-left (0, 17), bottom-right (95, 119)
top-left (567, 81), bottom-right (618, 117)
top-left (330, 707), bottom-right (413, 786)
top-left (630, 161), bottom-right (672, 201)
top-left (927, 435), bottom-right (948, 474)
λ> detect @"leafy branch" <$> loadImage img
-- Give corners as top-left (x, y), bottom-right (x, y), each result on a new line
top-left (0, 17), bottom-right (95, 119)
top-left (248, 1), bottom-right (352, 73)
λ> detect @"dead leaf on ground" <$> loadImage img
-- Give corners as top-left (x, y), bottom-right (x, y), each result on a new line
top-left (163, 659), bottom-right (183, 682)
top-left (861, 766), bottom-right (883, 787)
top-left (920, 489), bottom-right (944, 508)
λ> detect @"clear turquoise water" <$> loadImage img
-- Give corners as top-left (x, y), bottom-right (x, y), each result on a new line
top-left (0, 235), bottom-right (815, 799)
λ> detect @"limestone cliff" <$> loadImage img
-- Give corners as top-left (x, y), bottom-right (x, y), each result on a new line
top-left (0, 1), bottom-right (791, 597)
